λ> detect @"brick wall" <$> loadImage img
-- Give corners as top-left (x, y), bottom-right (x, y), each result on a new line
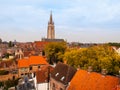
top-left (50, 78), bottom-right (67, 90)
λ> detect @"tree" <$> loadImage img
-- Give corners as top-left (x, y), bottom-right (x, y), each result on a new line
top-left (64, 48), bottom-right (83, 67)
top-left (0, 38), bottom-right (2, 44)
top-left (64, 45), bottom-right (120, 75)
top-left (44, 42), bottom-right (67, 64)
top-left (108, 42), bottom-right (120, 47)
top-left (8, 41), bottom-right (14, 47)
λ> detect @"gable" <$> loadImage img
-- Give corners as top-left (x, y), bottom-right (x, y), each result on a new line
top-left (51, 62), bottom-right (76, 85)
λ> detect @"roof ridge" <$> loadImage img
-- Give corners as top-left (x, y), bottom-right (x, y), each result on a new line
top-left (65, 66), bottom-right (71, 84)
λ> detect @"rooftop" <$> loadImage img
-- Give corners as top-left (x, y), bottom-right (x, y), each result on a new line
top-left (29, 56), bottom-right (48, 66)
top-left (18, 56), bottom-right (48, 68)
top-left (51, 62), bottom-right (77, 85)
top-left (36, 65), bottom-right (54, 83)
top-left (18, 59), bottom-right (29, 68)
top-left (68, 69), bottom-right (120, 90)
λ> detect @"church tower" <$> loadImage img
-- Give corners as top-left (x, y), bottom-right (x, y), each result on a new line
top-left (47, 12), bottom-right (55, 39)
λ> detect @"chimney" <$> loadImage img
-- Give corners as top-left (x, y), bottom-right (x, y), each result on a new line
top-left (77, 65), bottom-right (80, 70)
top-left (101, 69), bottom-right (107, 76)
top-left (87, 66), bottom-right (92, 73)
top-left (119, 70), bottom-right (120, 75)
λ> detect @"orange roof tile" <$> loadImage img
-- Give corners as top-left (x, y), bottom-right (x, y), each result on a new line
top-left (117, 85), bottom-right (120, 90)
top-left (18, 59), bottom-right (29, 68)
top-left (0, 60), bottom-right (14, 68)
top-left (68, 70), bottom-right (119, 90)
top-left (18, 56), bottom-right (48, 68)
top-left (36, 65), bottom-right (54, 83)
top-left (23, 51), bottom-right (31, 57)
top-left (34, 41), bottom-right (48, 47)
top-left (29, 56), bottom-right (48, 66)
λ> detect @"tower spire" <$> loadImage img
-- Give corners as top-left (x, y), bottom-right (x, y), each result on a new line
top-left (49, 11), bottom-right (53, 24)
top-left (47, 11), bottom-right (55, 39)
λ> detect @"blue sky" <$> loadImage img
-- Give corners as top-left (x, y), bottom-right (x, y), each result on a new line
top-left (0, 0), bottom-right (120, 43)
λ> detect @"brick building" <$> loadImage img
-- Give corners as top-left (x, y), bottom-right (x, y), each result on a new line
top-left (50, 62), bottom-right (76, 90)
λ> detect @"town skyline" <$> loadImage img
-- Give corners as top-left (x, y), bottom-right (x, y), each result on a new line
top-left (0, 0), bottom-right (120, 43)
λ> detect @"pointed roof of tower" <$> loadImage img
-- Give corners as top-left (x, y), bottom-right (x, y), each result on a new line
top-left (49, 11), bottom-right (54, 24)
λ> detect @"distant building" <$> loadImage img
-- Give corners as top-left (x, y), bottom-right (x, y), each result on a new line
top-left (47, 11), bottom-right (55, 39)
top-left (42, 12), bottom-right (64, 42)
top-left (42, 38), bottom-right (64, 42)
top-left (15, 49), bottom-right (24, 59)
top-left (0, 38), bottom-right (2, 43)
top-left (18, 58), bottom-right (29, 76)
top-left (35, 65), bottom-right (54, 90)
top-left (29, 56), bottom-right (48, 72)
top-left (18, 56), bottom-right (48, 76)
top-left (0, 60), bottom-right (17, 69)
top-left (33, 41), bottom-right (48, 55)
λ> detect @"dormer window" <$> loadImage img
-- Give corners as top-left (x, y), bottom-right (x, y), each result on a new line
top-left (55, 73), bottom-right (59, 77)
top-left (61, 76), bottom-right (65, 81)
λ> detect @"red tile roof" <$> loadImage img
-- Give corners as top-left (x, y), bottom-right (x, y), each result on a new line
top-left (23, 51), bottom-right (32, 57)
top-left (29, 56), bottom-right (48, 65)
top-left (18, 59), bottom-right (29, 68)
top-left (117, 85), bottom-right (120, 90)
top-left (0, 60), bottom-right (17, 68)
top-left (18, 56), bottom-right (48, 68)
top-left (68, 70), bottom-right (119, 90)
top-left (34, 41), bottom-right (48, 47)
top-left (36, 65), bottom-right (54, 83)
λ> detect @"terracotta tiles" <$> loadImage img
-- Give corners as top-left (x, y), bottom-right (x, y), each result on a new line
top-left (18, 56), bottom-right (48, 68)
top-left (29, 56), bottom-right (48, 65)
top-left (18, 59), bottom-right (29, 68)
top-left (36, 65), bottom-right (54, 83)
top-left (68, 70), bottom-right (119, 90)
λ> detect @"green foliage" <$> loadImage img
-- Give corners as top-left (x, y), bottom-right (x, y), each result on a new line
top-left (108, 42), bottom-right (120, 47)
top-left (0, 70), bottom-right (9, 75)
top-left (8, 41), bottom-right (14, 47)
top-left (64, 45), bottom-right (120, 75)
top-left (0, 81), bottom-right (4, 87)
top-left (1, 78), bottom-right (19, 90)
top-left (44, 42), bottom-right (67, 64)
top-left (3, 53), bottom-right (10, 58)
top-left (0, 58), bottom-right (2, 61)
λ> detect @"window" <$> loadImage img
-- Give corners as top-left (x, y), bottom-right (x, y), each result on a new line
top-left (38, 65), bottom-right (40, 69)
top-left (29, 66), bottom-right (32, 70)
top-left (33, 72), bottom-right (36, 77)
top-left (53, 83), bottom-right (55, 87)
top-left (61, 76), bottom-right (65, 81)
top-left (55, 73), bottom-right (59, 77)
top-left (60, 88), bottom-right (63, 90)
top-left (52, 83), bottom-right (55, 90)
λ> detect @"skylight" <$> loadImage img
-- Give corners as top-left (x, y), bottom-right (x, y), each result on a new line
top-left (55, 73), bottom-right (59, 77)
top-left (61, 76), bottom-right (65, 81)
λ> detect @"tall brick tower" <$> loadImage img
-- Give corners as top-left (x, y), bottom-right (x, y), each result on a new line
top-left (47, 12), bottom-right (55, 39)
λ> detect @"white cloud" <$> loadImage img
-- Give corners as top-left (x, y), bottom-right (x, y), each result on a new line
top-left (57, 0), bottom-right (120, 23)
top-left (0, 0), bottom-right (120, 42)
top-left (56, 26), bottom-right (120, 43)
